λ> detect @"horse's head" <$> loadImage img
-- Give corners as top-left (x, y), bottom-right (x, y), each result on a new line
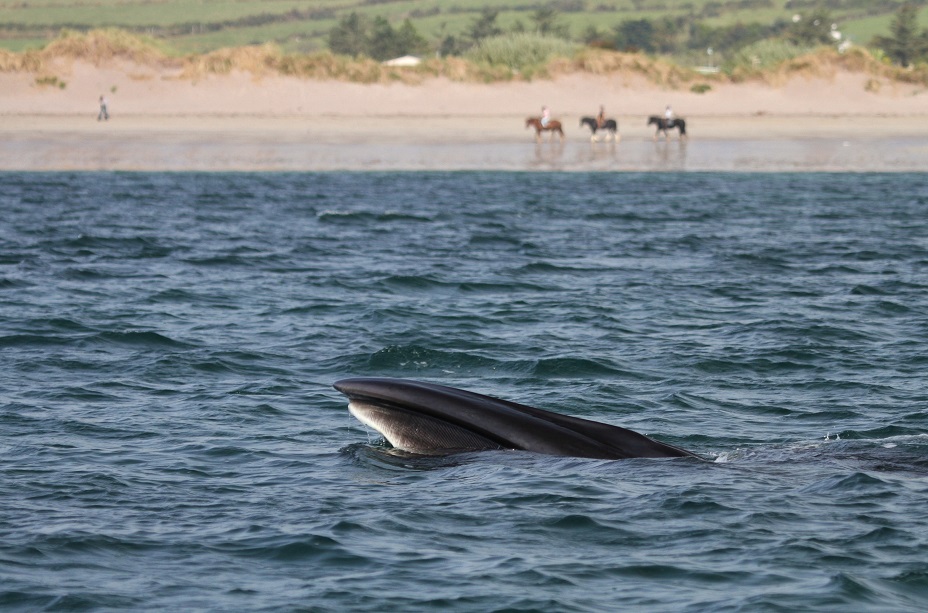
top-left (526, 117), bottom-right (536, 128)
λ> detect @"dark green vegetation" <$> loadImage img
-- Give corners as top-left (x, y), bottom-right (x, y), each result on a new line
top-left (873, 2), bottom-right (928, 65)
top-left (1, 0), bottom-right (927, 71)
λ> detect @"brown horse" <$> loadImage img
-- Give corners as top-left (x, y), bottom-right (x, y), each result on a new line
top-left (526, 117), bottom-right (564, 142)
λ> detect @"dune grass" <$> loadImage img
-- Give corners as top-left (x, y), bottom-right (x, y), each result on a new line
top-left (0, 28), bottom-right (176, 71)
top-left (2, 28), bottom-right (926, 89)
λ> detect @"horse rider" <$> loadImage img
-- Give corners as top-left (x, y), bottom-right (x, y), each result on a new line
top-left (664, 104), bottom-right (674, 128)
top-left (596, 105), bottom-right (606, 128)
top-left (541, 105), bottom-right (551, 128)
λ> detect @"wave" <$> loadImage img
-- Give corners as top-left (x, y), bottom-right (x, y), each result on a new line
top-left (316, 209), bottom-right (435, 223)
top-left (531, 356), bottom-right (627, 378)
top-left (714, 433), bottom-right (928, 472)
top-left (0, 277), bottom-right (33, 289)
top-left (98, 330), bottom-right (191, 349)
top-left (365, 344), bottom-right (504, 374)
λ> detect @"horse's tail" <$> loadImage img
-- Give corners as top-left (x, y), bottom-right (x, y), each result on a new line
top-left (678, 119), bottom-right (686, 135)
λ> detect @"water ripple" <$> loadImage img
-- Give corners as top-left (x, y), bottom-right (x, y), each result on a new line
top-left (2, 172), bottom-right (928, 612)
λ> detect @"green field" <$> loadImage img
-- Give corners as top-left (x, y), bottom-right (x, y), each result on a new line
top-left (1, 0), bottom-right (925, 58)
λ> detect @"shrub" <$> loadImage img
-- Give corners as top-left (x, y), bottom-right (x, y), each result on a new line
top-left (725, 39), bottom-right (812, 76)
top-left (465, 32), bottom-right (577, 75)
top-left (35, 75), bottom-right (66, 88)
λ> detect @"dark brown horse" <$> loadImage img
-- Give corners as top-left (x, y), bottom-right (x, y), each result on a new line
top-left (648, 116), bottom-right (687, 139)
top-left (580, 116), bottom-right (619, 142)
top-left (526, 117), bottom-right (564, 142)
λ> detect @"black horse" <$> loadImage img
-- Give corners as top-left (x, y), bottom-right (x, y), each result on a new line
top-left (580, 116), bottom-right (619, 142)
top-left (648, 116), bottom-right (687, 139)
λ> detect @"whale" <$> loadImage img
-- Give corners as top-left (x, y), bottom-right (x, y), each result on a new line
top-left (334, 377), bottom-right (697, 460)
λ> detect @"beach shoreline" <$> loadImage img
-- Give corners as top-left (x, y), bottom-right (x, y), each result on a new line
top-left (2, 61), bottom-right (927, 171)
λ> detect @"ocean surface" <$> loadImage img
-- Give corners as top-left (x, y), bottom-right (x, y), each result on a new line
top-left (2, 171), bottom-right (927, 612)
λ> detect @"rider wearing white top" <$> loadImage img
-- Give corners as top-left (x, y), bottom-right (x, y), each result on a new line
top-left (664, 105), bottom-right (674, 126)
top-left (541, 106), bottom-right (551, 127)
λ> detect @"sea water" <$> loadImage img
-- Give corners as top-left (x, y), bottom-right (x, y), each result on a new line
top-left (2, 171), bottom-right (927, 611)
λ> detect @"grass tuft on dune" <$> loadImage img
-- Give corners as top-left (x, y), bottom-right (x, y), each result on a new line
top-left (2, 29), bottom-right (926, 88)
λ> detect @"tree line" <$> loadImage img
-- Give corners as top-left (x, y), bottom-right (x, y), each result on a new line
top-left (327, 3), bottom-right (928, 68)
top-left (327, 8), bottom-right (568, 61)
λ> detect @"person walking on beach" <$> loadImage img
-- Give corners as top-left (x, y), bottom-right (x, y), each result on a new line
top-left (98, 95), bottom-right (109, 121)
top-left (541, 105), bottom-right (551, 128)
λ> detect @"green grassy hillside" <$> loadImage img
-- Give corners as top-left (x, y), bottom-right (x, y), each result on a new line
top-left (1, 0), bottom-right (925, 57)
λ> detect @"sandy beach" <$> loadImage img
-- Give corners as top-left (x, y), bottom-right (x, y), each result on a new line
top-left (2, 60), bottom-right (927, 171)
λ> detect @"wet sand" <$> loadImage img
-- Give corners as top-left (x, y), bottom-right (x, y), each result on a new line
top-left (2, 115), bottom-right (926, 171)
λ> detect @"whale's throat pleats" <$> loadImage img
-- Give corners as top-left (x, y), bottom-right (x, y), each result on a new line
top-left (348, 400), bottom-right (502, 453)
